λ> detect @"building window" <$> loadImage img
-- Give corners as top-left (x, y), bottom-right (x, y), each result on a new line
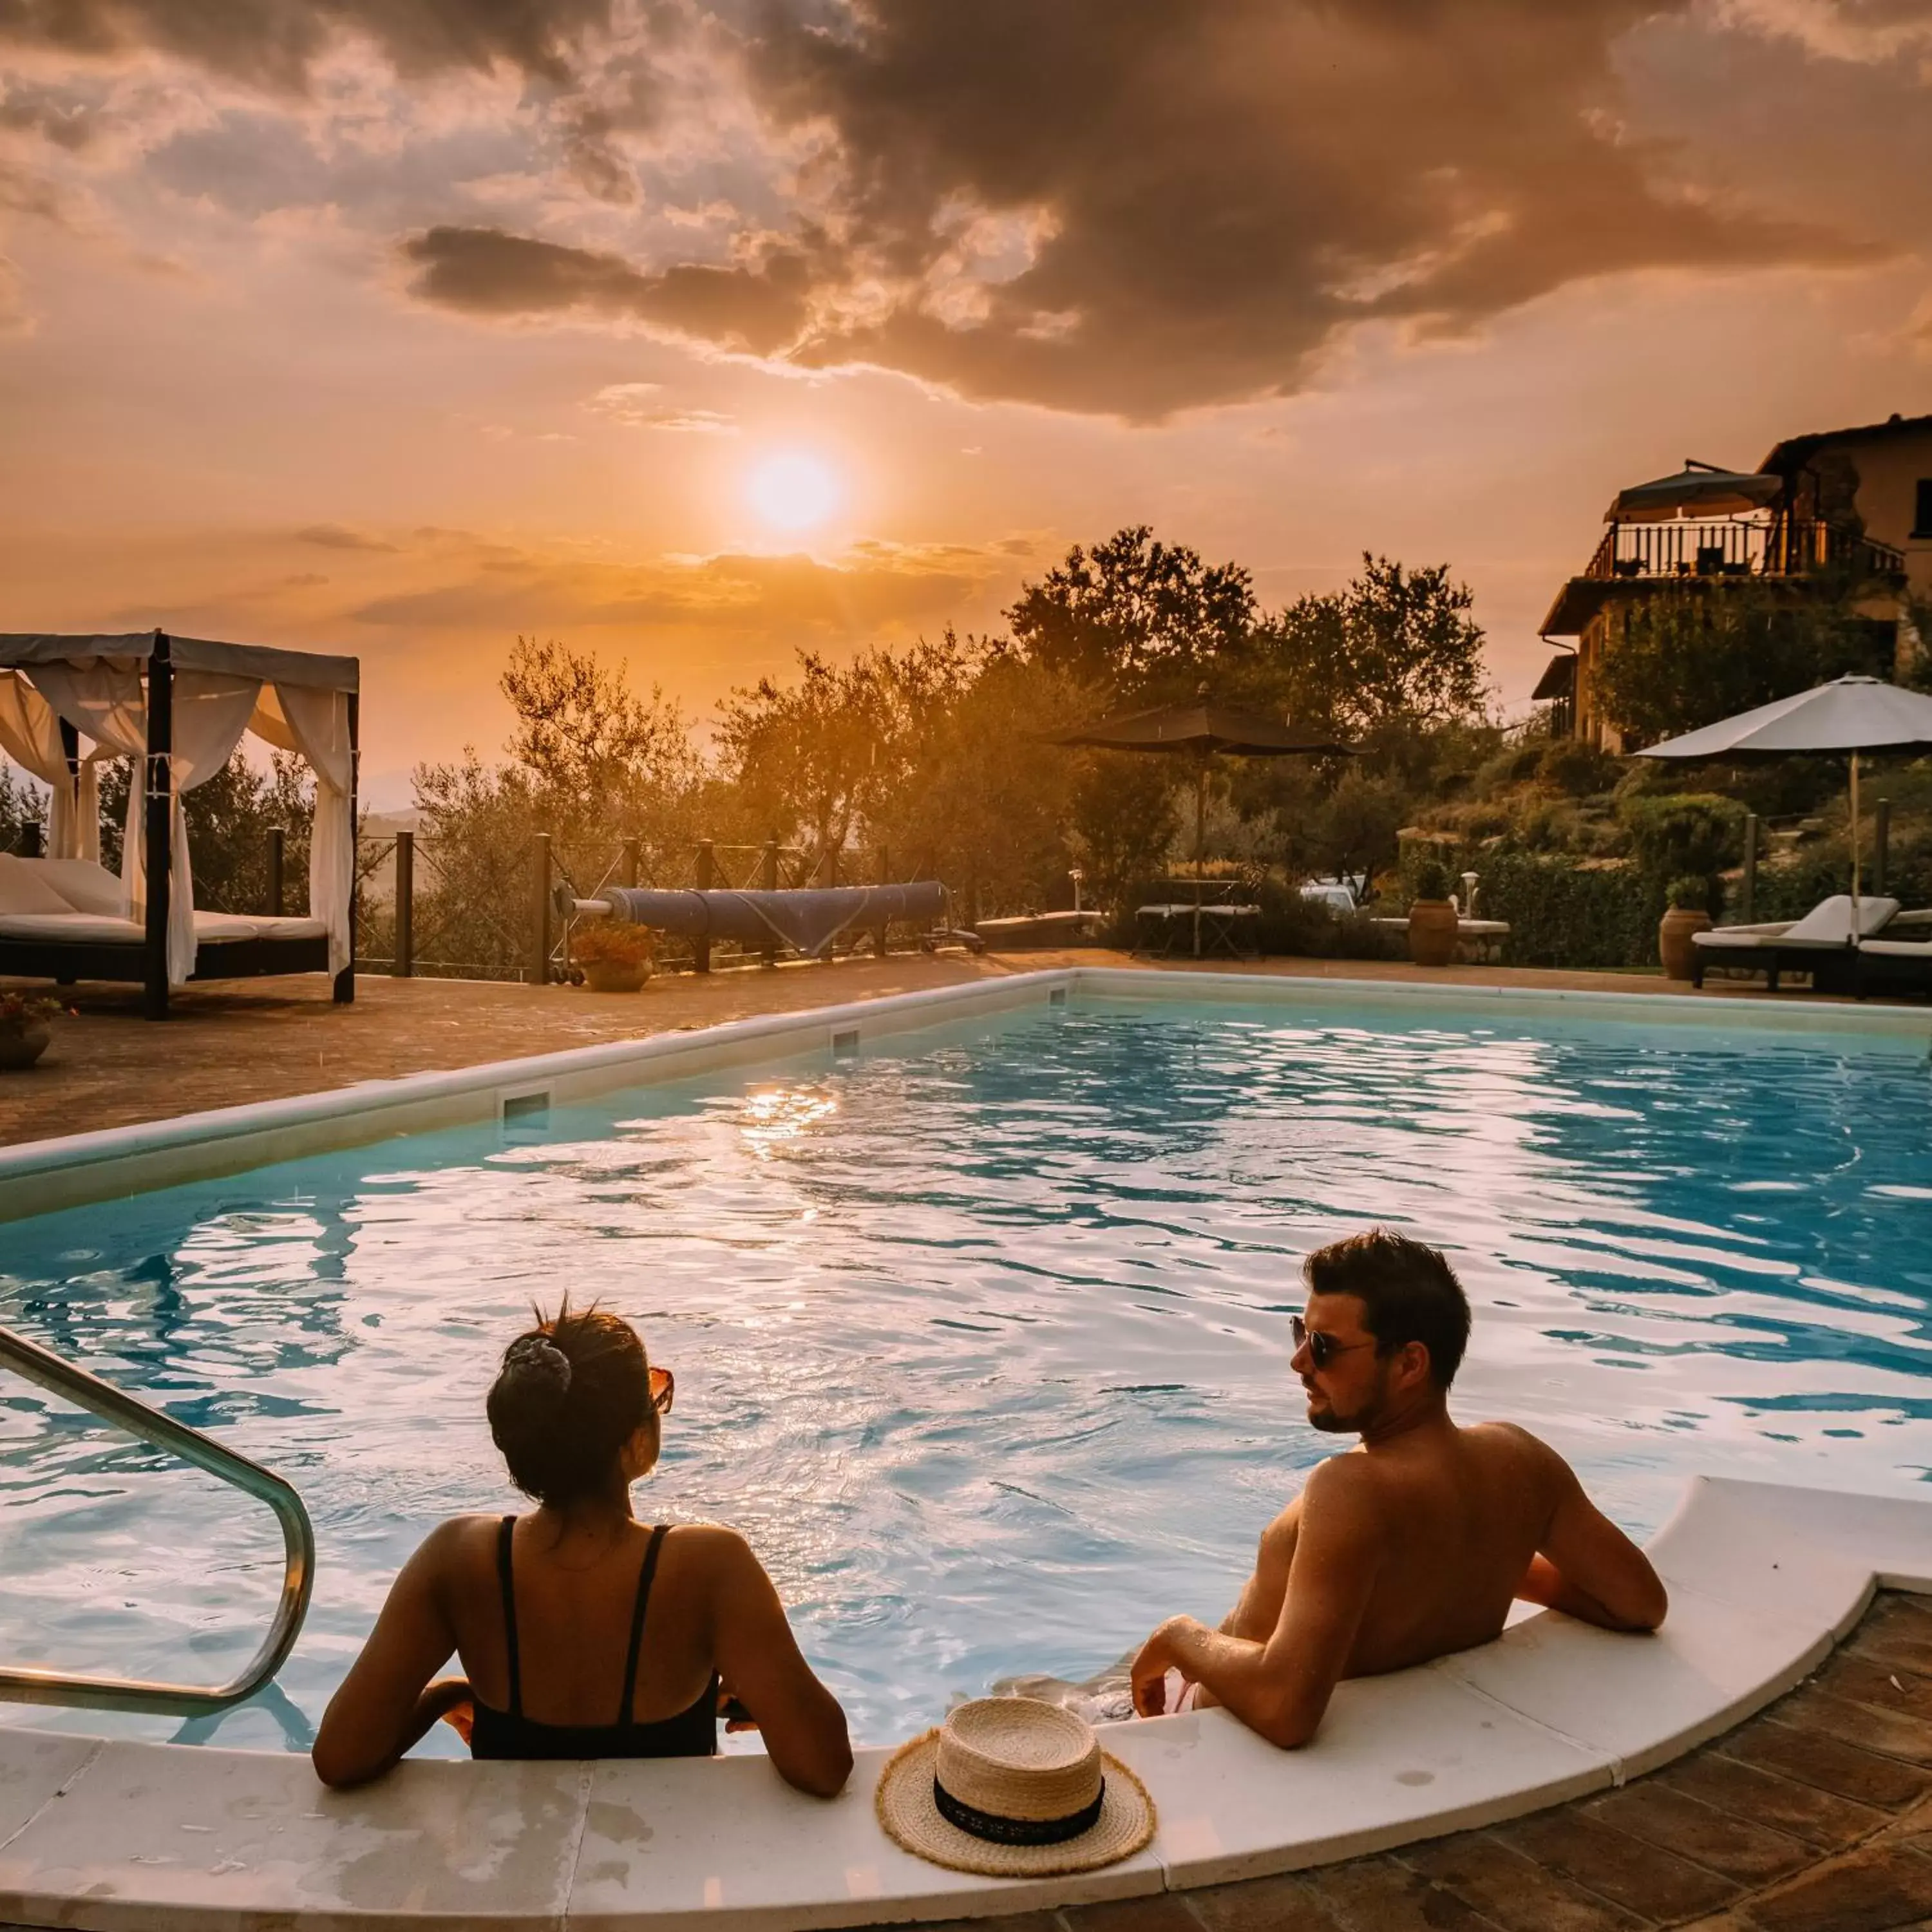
top-left (1917, 478), bottom-right (1932, 539)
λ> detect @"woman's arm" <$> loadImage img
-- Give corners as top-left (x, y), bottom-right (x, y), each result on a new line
top-left (705, 1530), bottom-right (852, 1797)
top-left (312, 1522), bottom-right (468, 1788)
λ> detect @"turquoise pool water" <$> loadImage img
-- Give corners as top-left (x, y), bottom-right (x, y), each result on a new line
top-left (2, 994), bottom-right (1929, 1754)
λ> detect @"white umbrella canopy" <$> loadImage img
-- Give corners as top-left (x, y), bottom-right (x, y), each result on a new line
top-left (1634, 676), bottom-right (1932, 931)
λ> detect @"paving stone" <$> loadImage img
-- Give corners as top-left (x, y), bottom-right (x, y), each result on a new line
top-left (1814, 1655), bottom-right (1932, 1727)
top-left (1307, 1857), bottom-right (1509, 1932)
top-left (1848, 1602), bottom-right (1932, 1683)
top-left (1740, 1840), bottom-right (1932, 1932)
top-left (1777, 1688), bottom-right (1932, 1768)
top-left (1185, 1871), bottom-right (1350, 1931)
top-left (1061, 1898), bottom-right (1202, 1932)
top-left (1501, 1808), bottom-right (1741, 1922)
top-left (1584, 1783), bottom-right (1813, 1887)
top-left (1717, 1718), bottom-right (1932, 1812)
top-left (1656, 1752), bottom-right (1889, 1851)
top-left (1401, 1830), bottom-right (1649, 1932)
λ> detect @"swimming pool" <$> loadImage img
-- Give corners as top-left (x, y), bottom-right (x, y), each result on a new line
top-left (2, 984), bottom-right (1929, 1756)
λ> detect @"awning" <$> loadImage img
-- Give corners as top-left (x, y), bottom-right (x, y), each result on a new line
top-left (1530, 654), bottom-right (1577, 702)
top-left (0, 632), bottom-right (358, 692)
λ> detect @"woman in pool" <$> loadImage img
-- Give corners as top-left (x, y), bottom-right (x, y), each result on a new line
top-left (312, 1302), bottom-right (852, 1794)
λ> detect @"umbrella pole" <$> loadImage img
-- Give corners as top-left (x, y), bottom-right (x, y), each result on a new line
top-left (1195, 759), bottom-right (1208, 958)
top-left (1850, 750), bottom-right (1861, 939)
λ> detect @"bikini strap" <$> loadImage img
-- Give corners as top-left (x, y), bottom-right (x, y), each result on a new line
top-left (495, 1515), bottom-right (523, 1719)
top-left (618, 1525), bottom-right (669, 1725)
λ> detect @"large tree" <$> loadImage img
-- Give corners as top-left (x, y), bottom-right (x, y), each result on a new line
top-left (1593, 578), bottom-right (1896, 746)
top-left (1007, 526), bottom-right (1259, 699)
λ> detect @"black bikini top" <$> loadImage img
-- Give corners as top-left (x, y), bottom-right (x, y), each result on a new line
top-left (469, 1517), bottom-right (718, 1761)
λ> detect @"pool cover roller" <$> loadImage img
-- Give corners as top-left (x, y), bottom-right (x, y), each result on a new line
top-left (576, 882), bottom-right (947, 959)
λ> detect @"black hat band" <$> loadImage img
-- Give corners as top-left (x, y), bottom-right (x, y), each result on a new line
top-left (932, 1776), bottom-right (1106, 1846)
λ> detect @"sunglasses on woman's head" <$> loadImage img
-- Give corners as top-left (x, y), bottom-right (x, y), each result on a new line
top-left (649, 1365), bottom-right (674, 1415)
top-left (1289, 1313), bottom-right (1377, 1372)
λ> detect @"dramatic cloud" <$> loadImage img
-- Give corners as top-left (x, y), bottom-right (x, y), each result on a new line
top-left (296, 522), bottom-right (399, 551)
top-left (0, 0), bottom-right (618, 93)
top-left (393, 0), bottom-right (1886, 418)
top-left (587, 381), bottom-right (737, 430)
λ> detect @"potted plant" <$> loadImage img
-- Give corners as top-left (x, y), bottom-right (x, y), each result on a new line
top-left (1659, 875), bottom-right (1713, 981)
top-left (0, 992), bottom-right (61, 1072)
top-left (572, 920), bottom-right (655, 993)
top-left (1406, 861), bottom-right (1459, 969)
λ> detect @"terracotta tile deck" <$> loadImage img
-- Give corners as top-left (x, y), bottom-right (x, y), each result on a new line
top-left (0, 947), bottom-right (1893, 1151)
top-left (911, 1593), bottom-right (1932, 1932)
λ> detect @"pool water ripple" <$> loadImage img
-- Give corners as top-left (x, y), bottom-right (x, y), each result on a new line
top-left (1, 997), bottom-right (1929, 1754)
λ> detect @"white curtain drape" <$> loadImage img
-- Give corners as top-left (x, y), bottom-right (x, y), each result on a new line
top-left (0, 670), bottom-right (98, 862)
top-left (28, 663), bottom-right (261, 983)
top-left (249, 685), bottom-right (353, 977)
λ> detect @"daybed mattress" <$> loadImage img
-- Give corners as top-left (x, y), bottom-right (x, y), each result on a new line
top-left (0, 912), bottom-right (327, 943)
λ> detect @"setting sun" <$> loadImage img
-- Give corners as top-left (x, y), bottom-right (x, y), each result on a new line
top-left (746, 452), bottom-right (842, 533)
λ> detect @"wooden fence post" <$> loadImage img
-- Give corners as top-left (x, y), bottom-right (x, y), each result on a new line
top-left (527, 833), bottom-right (551, 986)
top-left (622, 837), bottom-right (640, 889)
top-left (268, 826), bottom-right (285, 916)
top-left (760, 838), bottom-right (779, 967)
top-left (1740, 813), bottom-right (1759, 925)
top-left (693, 840), bottom-right (714, 974)
top-left (19, 820), bottom-right (41, 858)
top-left (875, 845), bottom-right (891, 958)
top-left (393, 829), bottom-right (414, 977)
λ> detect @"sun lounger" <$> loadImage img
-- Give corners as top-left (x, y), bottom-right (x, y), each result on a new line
top-left (0, 857), bottom-right (330, 990)
top-left (1853, 932), bottom-right (1932, 1001)
top-left (1690, 895), bottom-right (1899, 993)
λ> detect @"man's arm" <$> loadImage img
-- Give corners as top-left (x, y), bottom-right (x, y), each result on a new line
top-left (1517, 1452), bottom-right (1668, 1633)
top-left (1131, 1459), bottom-right (1380, 1748)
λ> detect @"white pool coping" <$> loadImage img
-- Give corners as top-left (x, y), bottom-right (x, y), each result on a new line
top-left (0, 1476), bottom-right (1921, 1930)
top-left (2, 968), bottom-right (1930, 1927)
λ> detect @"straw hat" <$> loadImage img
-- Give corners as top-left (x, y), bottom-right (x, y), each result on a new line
top-left (875, 1696), bottom-right (1155, 1878)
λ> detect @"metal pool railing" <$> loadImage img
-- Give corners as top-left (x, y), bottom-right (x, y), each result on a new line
top-left (0, 1323), bottom-right (315, 1716)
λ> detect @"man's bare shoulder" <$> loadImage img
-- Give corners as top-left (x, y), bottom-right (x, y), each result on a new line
top-left (1300, 1450), bottom-right (1388, 1515)
top-left (1461, 1421), bottom-right (1580, 1492)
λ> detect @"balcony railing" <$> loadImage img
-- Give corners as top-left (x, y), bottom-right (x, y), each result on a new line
top-left (1583, 517), bottom-right (1906, 584)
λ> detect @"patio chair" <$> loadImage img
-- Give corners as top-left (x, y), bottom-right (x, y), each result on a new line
top-left (1853, 931), bottom-right (1932, 1001)
top-left (1690, 894), bottom-right (1900, 994)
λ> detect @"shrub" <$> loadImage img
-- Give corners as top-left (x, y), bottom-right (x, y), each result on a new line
top-left (1537, 739), bottom-right (1620, 799)
top-left (571, 921), bottom-right (656, 966)
top-left (1473, 853), bottom-right (1656, 968)
top-left (1665, 875), bottom-right (1710, 911)
top-left (1618, 792), bottom-right (1745, 880)
top-left (1412, 860), bottom-right (1451, 901)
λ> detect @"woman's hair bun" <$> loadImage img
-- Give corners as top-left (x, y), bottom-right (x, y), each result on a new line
top-left (502, 1334), bottom-right (573, 1394)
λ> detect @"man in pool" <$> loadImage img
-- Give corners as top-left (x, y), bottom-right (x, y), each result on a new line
top-left (1128, 1229), bottom-right (1668, 1747)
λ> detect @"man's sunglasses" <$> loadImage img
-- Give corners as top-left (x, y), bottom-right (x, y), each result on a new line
top-left (649, 1365), bottom-right (675, 1416)
top-left (1290, 1314), bottom-right (1378, 1372)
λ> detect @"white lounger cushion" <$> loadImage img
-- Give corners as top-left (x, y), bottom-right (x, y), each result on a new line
top-left (0, 855), bottom-right (80, 917)
top-left (1859, 936), bottom-right (1932, 958)
top-left (0, 911), bottom-right (325, 943)
top-left (31, 858), bottom-right (125, 916)
top-left (1694, 895), bottom-right (1897, 951)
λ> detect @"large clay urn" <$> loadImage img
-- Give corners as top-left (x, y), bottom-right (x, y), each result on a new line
top-left (0, 1020), bottom-right (50, 1072)
top-left (1407, 900), bottom-right (1459, 969)
top-left (1658, 907), bottom-right (1712, 981)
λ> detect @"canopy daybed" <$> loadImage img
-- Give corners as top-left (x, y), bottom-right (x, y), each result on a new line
top-left (0, 630), bottom-right (357, 1018)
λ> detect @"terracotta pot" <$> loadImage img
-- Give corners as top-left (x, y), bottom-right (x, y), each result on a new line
top-left (0, 1021), bottom-right (51, 1072)
top-left (1407, 900), bottom-right (1459, 969)
top-left (1659, 907), bottom-right (1712, 981)
top-left (581, 957), bottom-right (651, 994)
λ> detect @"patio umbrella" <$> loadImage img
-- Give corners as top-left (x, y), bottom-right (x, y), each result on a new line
top-left (1051, 699), bottom-right (1356, 876)
top-left (1607, 462), bottom-right (1785, 524)
top-left (1633, 675), bottom-right (1932, 933)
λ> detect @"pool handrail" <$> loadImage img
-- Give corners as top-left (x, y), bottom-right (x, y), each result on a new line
top-left (0, 1320), bottom-right (315, 1716)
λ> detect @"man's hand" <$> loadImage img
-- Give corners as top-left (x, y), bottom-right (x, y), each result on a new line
top-left (1130, 1618), bottom-right (1195, 1716)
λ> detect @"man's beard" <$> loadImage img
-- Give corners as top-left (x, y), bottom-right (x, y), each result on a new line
top-left (1305, 1374), bottom-right (1385, 1435)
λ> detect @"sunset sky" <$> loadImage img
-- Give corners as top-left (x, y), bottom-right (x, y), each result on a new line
top-left (2, 0), bottom-right (1928, 802)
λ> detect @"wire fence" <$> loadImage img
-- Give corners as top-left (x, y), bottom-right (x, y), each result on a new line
top-left (352, 830), bottom-right (945, 985)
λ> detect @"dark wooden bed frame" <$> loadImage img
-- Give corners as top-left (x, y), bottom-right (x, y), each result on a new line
top-left (0, 630), bottom-right (355, 1018)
